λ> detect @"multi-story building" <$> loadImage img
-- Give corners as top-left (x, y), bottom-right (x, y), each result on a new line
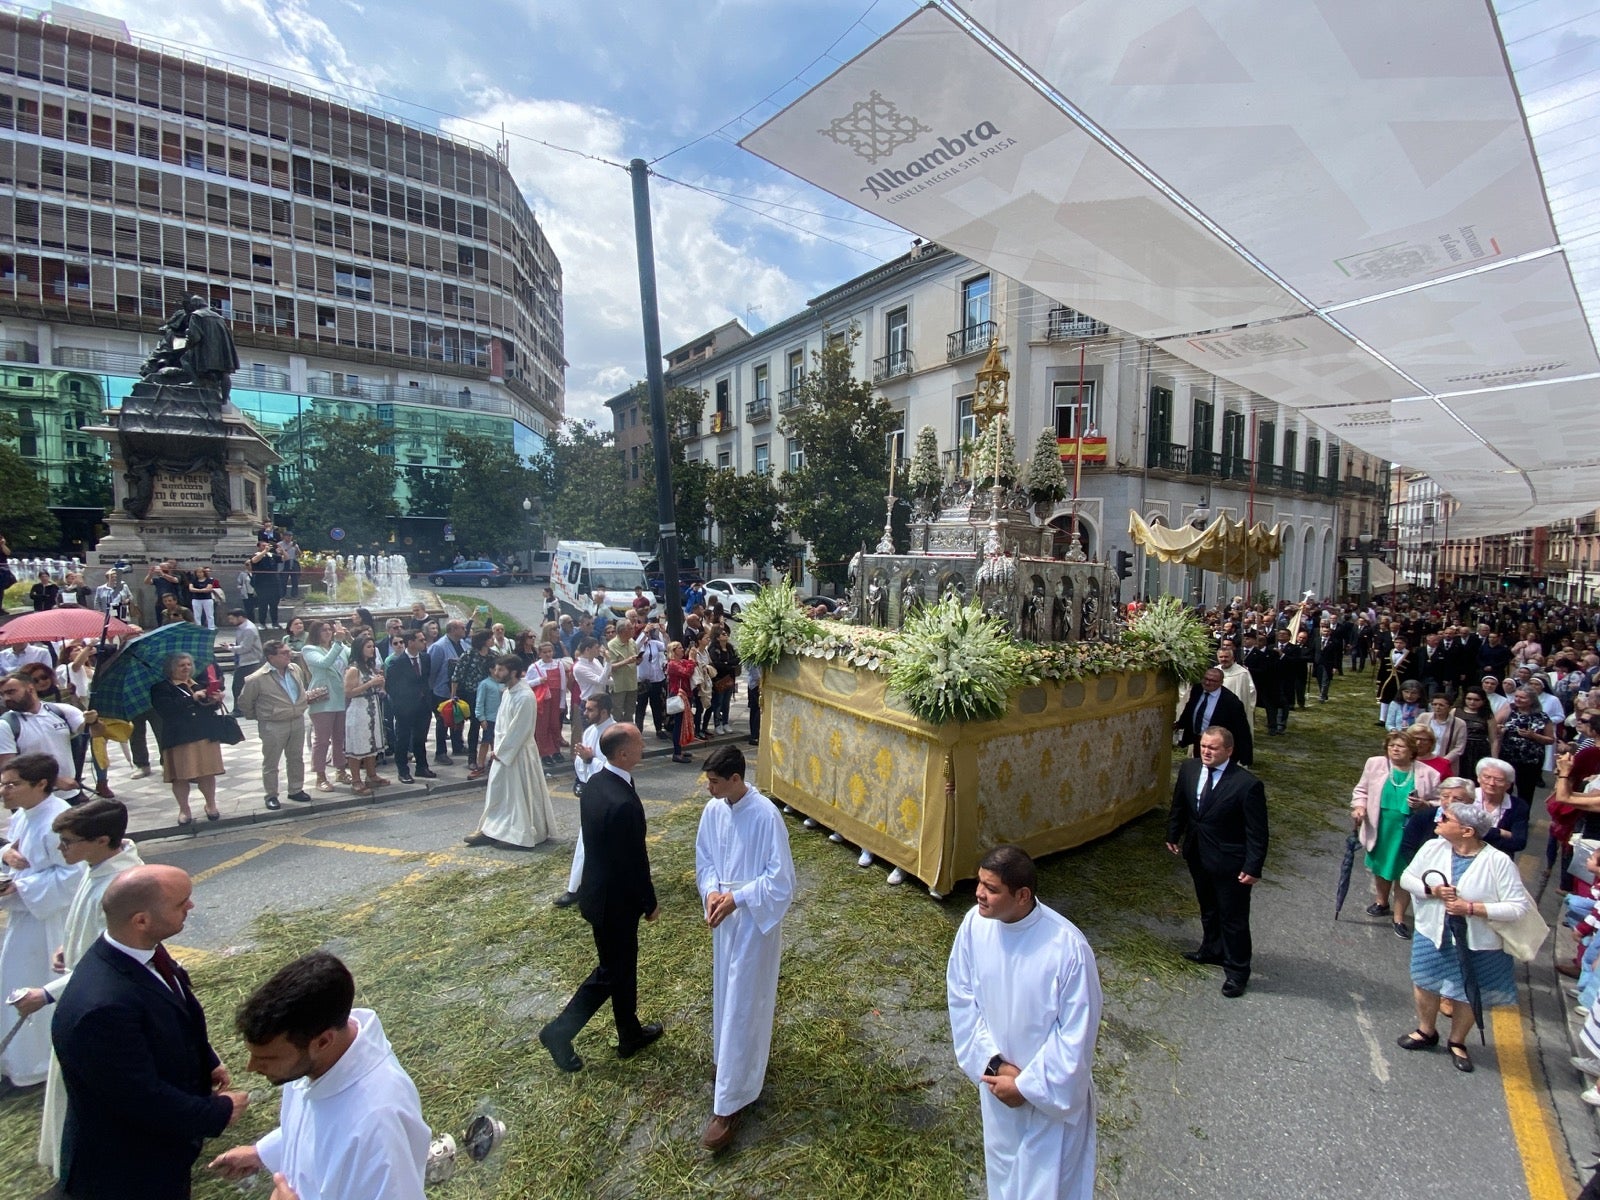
top-left (1391, 473), bottom-right (1447, 589)
top-left (0, 6), bottom-right (563, 543)
top-left (629, 241), bottom-right (1362, 605)
top-left (1435, 514), bottom-right (1599, 600)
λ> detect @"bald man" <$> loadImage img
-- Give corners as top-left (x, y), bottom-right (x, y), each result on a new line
top-left (51, 865), bottom-right (247, 1200)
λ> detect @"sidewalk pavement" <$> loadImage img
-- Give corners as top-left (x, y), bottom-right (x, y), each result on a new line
top-left (95, 711), bottom-right (755, 842)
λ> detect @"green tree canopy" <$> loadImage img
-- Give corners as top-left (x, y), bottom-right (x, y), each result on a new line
top-left (778, 333), bottom-right (899, 587)
top-left (289, 415), bottom-right (398, 548)
top-left (443, 430), bottom-right (540, 557)
top-left (708, 467), bottom-right (788, 572)
top-left (403, 465), bottom-right (454, 519)
top-left (0, 414), bottom-right (60, 548)
top-left (527, 419), bottom-right (651, 548)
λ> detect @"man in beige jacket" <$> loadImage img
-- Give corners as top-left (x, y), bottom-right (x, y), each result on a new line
top-left (239, 640), bottom-right (317, 810)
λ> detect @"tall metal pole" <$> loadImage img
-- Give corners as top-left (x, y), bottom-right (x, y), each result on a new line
top-left (630, 159), bottom-right (684, 642)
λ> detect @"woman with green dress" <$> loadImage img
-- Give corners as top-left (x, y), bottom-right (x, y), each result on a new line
top-left (1352, 730), bottom-right (1442, 937)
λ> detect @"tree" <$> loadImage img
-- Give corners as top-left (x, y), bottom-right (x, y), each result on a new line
top-left (443, 431), bottom-right (539, 556)
top-left (624, 382), bottom-right (719, 564)
top-left (57, 458), bottom-right (113, 510)
top-left (779, 332), bottom-right (900, 587)
top-left (0, 415), bottom-right (60, 548)
top-left (1024, 427), bottom-right (1067, 504)
top-left (403, 465), bottom-right (454, 518)
top-left (907, 425), bottom-right (943, 499)
top-left (291, 415), bottom-right (398, 548)
top-left (708, 467), bottom-right (788, 571)
top-left (527, 419), bottom-right (651, 547)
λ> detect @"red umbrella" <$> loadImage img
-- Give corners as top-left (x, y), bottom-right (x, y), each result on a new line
top-left (0, 609), bottom-right (136, 646)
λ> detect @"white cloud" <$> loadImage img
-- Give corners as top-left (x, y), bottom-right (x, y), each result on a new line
top-left (442, 93), bottom-right (829, 427)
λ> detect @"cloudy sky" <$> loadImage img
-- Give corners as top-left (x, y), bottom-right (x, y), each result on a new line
top-left (26, 0), bottom-right (1599, 427)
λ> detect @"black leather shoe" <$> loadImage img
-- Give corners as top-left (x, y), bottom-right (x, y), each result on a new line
top-left (1221, 979), bottom-right (1247, 999)
top-left (434, 754), bottom-right (453, 766)
top-left (538, 1026), bottom-right (582, 1073)
top-left (263, 795), bottom-right (281, 810)
top-left (617, 1022), bottom-right (664, 1059)
top-left (286, 791), bottom-right (312, 803)
top-left (397, 773), bottom-right (415, 784)
top-left (415, 769), bottom-right (438, 779)
top-left (1183, 951), bottom-right (1224, 965)
top-left (552, 891), bottom-right (578, 908)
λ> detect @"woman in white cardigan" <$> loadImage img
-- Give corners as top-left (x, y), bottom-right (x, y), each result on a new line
top-left (1396, 803), bottom-right (1534, 1074)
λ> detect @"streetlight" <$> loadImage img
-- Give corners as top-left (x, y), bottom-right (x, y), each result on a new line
top-left (1190, 493), bottom-right (1210, 606)
top-left (521, 497), bottom-right (541, 585)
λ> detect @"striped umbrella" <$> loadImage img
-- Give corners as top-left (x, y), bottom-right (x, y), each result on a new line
top-left (90, 622), bottom-right (219, 720)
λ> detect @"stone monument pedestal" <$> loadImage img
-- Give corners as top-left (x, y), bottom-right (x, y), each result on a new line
top-left (85, 377), bottom-right (280, 622)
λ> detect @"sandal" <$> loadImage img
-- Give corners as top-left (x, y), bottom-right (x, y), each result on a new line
top-left (316, 778), bottom-right (335, 791)
top-left (371, 776), bottom-right (392, 787)
top-left (1447, 1041), bottom-right (1474, 1073)
top-left (352, 784), bottom-right (373, 796)
top-left (1396, 1029), bottom-right (1439, 1051)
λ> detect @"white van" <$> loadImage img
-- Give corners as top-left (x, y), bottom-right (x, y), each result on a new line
top-left (550, 541), bottom-right (656, 620)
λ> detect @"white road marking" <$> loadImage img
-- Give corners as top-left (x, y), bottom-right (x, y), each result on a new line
top-left (1349, 991), bottom-right (1391, 1084)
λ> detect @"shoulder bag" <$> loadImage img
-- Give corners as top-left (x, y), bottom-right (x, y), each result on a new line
top-left (1490, 904), bottom-right (1550, 962)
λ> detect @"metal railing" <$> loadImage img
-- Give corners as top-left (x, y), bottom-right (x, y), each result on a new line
top-left (675, 420), bottom-right (700, 439)
top-left (1147, 441), bottom-right (1188, 472)
top-left (872, 349), bottom-right (913, 382)
top-left (51, 346), bottom-right (142, 373)
top-left (777, 386), bottom-right (803, 413)
top-left (303, 372), bottom-right (510, 415)
top-left (946, 320), bottom-right (996, 361)
top-left (1044, 308), bottom-right (1108, 340)
top-left (745, 397), bottom-right (772, 423)
top-left (0, 339), bottom-right (39, 364)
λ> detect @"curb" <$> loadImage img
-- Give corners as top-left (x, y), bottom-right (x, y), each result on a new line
top-left (126, 728), bottom-right (753, 842)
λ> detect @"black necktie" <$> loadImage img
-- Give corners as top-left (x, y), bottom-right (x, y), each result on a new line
top-left (1198, 767), bottom-right (1215, 813)
top-left (150, 944), bottom-right (183, 996)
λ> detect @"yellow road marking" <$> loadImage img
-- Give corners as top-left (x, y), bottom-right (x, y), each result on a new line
top-left (190, 840), bottom-right (282, 884)
top-left (280, 833), bottom-right (419, 859)
top-left (165, 943), bottom-right (218, 968)
top-left (1491, 1004), bottom-right (1571, 1199)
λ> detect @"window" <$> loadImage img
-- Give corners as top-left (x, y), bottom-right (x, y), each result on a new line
top-left (786, 349), bottom-right (804, 388)
top-left (1191, 398), bottom-right (1214, 451)
top-left (886, 306), bottom-right (909, 356)
top-left (1147, 386), bottom-right (1172, 451)
top-left (961, 274), bottom-right (990, 330)
top-left (754, 443), bottom-right (770, 476)
top-left (826, 329), bottom-right (847, 351)
top-left (1222, 411), bottom-right (1246, 473)
top-left (714, 379), bottom-right (730, 416)
top-left (717, 450), bottom-right (731, 471)
top-left (753, 363), bottom-right (769, 402)
top-left (1306, 436), bottom-right (1321, 480)
top-left (1256, 419), bottom-right (1276, 466)
top-left (1052, 380), bottom-right (1098, 438)
top-left (630, 444), bottom-right (640, 480)
top-left (787, 437), bottom-right (805, 471)
top-left (1283, 429), bottom-right (1298, 478)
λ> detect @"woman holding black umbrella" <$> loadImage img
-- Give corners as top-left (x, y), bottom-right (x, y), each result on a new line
top-left (149, 652), bottom-right (227, 824)
top-left (1396, 803), bottom-right (1534, 1073)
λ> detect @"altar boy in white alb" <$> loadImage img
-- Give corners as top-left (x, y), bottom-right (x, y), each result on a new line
top-left (947, 845), bottom-right (1102, 1200)
top-left (209, 951), bottom-right (429, 1200)
top-left (694, 745), bottom-right (795, 1153)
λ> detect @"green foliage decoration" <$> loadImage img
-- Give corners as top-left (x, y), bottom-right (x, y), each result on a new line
top-left (1024, 426), bottom-right (1068, 503)
top-left (907, 425), bottom-right (943, 497)
top-left (886, 595), bottom-right (1024, 724)
top-left (1121, 595), bottom-right (1214, 685)
top-left (732, 579), bottom-right (821, 670)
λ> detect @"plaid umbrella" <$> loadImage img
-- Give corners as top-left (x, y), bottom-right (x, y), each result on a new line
top-left (0, 608), bottom-right (135, 646)
top-left (1333, 830), bottom-right (1361, 920)
top-left (90, 622), bottom-right (219, 720)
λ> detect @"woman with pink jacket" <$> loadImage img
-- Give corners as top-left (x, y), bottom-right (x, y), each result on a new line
top-left (1352, 730), bottom-right (1442, 938)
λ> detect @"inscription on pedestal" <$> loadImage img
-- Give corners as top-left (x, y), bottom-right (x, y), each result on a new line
top-left (150, 472), bottom-right (215, 514)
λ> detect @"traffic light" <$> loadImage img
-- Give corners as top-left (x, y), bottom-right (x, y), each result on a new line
top-left (1115, 550), bottom-right (1133, 580)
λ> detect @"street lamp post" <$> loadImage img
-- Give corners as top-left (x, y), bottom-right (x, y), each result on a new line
top-left (1358, 530), bottom-right (1373, 606)
top-left (1190, 494), bottom-right (1210, 606)
top-left (521, 497), bottom-right (541, 585)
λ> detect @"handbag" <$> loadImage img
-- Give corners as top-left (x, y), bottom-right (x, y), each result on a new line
top-left (665, 694), bottom-right (686, 715)
top-left (1491, 904), bottom-right (1551, 962)
top-left (714, 676), bottom-right (736, 694)
top-left (213, 713), bottom-right (246, 745)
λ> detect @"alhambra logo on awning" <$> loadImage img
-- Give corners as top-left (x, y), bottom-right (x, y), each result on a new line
top-left (818, 90), bottom-right (1006, 202)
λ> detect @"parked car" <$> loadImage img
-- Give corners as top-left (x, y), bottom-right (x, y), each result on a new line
top-left (704, 577), bottom-right (763, 616)
top-left (428, 560), bottom-right (510, 588)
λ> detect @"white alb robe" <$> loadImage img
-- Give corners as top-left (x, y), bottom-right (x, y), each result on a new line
top-left (694, 787), bottom-right (795, 1117)
top-left (0, 797), bottom-right (80, 1086)
top-left (947, 901), bottom-right (1102, 1200)
top-left (256, 1009), bottom-right (430, 1200)
top-left (1220, 662), bottom-right (1257, 715)
top-left (478, 681), bottom-right (556, 848)
top-left (36, 839), bottom-right (143, 1174)
top-left (566, 717), bottom-right (614, 893)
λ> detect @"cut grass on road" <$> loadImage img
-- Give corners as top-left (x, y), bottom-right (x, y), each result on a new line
top-left (0, 670), bottom-right (1381, 1199)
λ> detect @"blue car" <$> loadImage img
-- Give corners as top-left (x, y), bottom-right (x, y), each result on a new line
top-left (427, 560), bottom-right (510, 588)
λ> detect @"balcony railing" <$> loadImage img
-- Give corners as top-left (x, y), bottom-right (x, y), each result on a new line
top-left (946, 320), bottom-right (997, 361)
top-left (872, 349), bottom-right (913, 383)
top-left (675, 419), bottom-right (701, 439)
top-left (1147, 441), bottom-right (1188, 472)
top-left (745, 396), bottom-right (772, 423)
top-left (52, 346), bottom-right (143, 374)
top-left (1, 339), bottom-right (39, 364)
top-left (709, 410), bottom-right (734, 435)
top-left (1044, 308), bottom-right (1108, 340)
top-left (777, 386), bottom-right (803, 413)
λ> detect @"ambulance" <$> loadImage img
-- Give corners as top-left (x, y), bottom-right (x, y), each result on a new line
top-left (549, 541), bottom-right (656, 620)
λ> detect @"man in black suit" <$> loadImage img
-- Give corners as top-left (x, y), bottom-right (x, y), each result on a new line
top-left (1165, 727), bottom-right (1269, 998)
top-left (1174, 667), bottom-right (1254, 768)
top-left (1240, 632), bottom-right (1279, 732)
top-left (382, 629), bottom-right (436, 784)
top-left (51, 864), bottom-right (248, 1199)
top-left (539, 723), bottom-right (662, 1072)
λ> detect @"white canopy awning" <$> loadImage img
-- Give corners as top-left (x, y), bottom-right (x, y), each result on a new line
top-left (739, 1), bottom-right (1600, 538)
